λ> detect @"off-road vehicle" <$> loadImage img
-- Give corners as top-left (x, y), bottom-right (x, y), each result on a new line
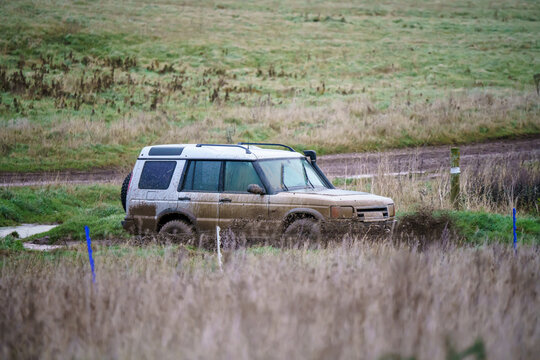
top-left (121, 143), bottom-right (395, 243)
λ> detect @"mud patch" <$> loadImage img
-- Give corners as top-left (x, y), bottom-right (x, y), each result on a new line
top-left (394, 208), bottom-right (461, 251)
top-left (127, 205), bottom-right (158, 234)
top-left (129, 204), bottom-right (157, 216)
top-left (217, 218), bottom-right (393, 249)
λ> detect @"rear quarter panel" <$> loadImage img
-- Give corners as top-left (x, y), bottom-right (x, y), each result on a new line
top-left (127, 160), bottom-right (186, 233)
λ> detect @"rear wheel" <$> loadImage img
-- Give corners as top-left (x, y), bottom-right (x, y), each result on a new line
top-left (282, 218), bottom-right (321, 248)
top-left (120, 172), bottom-right (132, 212)
top-left (159, 220), bottom-right (196, 244)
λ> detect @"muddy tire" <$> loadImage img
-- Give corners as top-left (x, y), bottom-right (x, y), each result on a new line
top-left (159, 220), bottom-right (196, 244)
top-left (282, 218), bottom-right (321, 248)
top-left (120, 172), bottom-right (132, 212)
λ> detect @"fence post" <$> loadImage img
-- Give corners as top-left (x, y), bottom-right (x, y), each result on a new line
top-left (450, 147), bottom-right (460, 209)
top-left (513, 208), bottom-right (517, 252)
top-left (216, 226), bottom-right (223, 272)
top-left (84, 226), bottom-right (96, 284)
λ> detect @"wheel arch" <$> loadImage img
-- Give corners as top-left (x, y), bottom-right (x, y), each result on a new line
top-left (157, 208), bottom-right (197, 232)
top-left (281, 208), bottom-right (325, 231)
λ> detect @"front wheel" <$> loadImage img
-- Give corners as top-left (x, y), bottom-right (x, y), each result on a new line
top-left (281, 218), bottom-right (321, 248)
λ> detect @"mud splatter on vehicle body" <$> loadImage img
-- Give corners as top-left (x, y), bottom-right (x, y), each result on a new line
top-left (121, 143), bottom-right (395, 244)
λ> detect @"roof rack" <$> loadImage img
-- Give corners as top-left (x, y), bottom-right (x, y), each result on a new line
top-left (196, 144), bottom-right (252, 154)
top-left (237, 142), bottom-right (295, 152)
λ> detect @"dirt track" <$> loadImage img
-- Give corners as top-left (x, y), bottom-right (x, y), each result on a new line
top-left (318, 136), bottom-right (540, 178)
top-left (1, 137), bottom-right (539, 187)
top-left (0, 168), bottom-right (126, 187)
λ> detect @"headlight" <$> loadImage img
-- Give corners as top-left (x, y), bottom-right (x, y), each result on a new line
top-left (330, 206), bottom-right (354, 218)
top-left (387, 204), bottom-right (395, 217)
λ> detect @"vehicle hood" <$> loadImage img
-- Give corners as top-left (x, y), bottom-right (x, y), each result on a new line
top-left (295, 189), bottom-right (370, 196)
top-left (273, 188), bottom-right (394, 207)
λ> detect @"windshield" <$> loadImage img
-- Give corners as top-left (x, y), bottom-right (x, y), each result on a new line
top-left (258, 158), bottom-right (328, 192)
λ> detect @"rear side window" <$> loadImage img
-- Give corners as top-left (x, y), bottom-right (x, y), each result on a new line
top-left (181, 161), bottom-right (221, 192)
top-left (138, 161), bottom-right (177, 190)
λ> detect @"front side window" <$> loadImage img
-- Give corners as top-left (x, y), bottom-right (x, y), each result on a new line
top-left (224, 161), bottom-right (264, 192)
top-left (138, 161), bottom-right (177, 189)
top-left (258, 158), bottom-right (327, 192)
top-left (181, 160), bottom-right (221, 192)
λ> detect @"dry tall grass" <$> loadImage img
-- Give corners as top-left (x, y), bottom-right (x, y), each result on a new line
top-left (337, 152), bottom-right (539, 215)
top-left (1, 92), bottom-right (537, 151)
top-left (1, 91), bottom-right (538, 170)
top-left (1, 242), bottom-right (538, 359)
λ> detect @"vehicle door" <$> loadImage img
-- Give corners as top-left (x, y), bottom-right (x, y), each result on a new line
top-left (177, 160), bottom-right (221, 235)
top-left (218, 161), bottom-right (270, 238)
top-left (129, 160), bottom-right (180, 233)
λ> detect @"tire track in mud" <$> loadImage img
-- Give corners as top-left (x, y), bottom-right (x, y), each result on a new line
top-left (1, 137), bottom-right (539, 187)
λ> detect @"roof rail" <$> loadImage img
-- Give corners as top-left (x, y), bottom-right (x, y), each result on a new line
top-left (196, 144), bottom-right (252, 154)
top-left (237, 142), bottom-right (295, 152)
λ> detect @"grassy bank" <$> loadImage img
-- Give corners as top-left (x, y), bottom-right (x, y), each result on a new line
top-left (0, 185), bottom-right (125, 242)
top-left (1, 0), bottom-right (539, 171)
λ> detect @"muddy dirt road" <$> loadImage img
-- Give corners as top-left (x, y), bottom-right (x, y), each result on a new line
top-left (1, 137), bottom-right (538, 187)
top-left (0, 168), bottom-right (126, 187)
top-left (318, 136), bottom-right (540, 178)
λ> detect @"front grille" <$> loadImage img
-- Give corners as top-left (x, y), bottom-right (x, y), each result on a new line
top-left (356, 206), bottom-right (388, 221)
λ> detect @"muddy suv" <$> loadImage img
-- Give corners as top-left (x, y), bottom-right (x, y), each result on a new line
top-left (121, 143), bottom-right (395, 242)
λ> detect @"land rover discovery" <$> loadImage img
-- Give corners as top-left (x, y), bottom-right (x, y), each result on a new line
top-left (121, 143), bottom-right (395, 242)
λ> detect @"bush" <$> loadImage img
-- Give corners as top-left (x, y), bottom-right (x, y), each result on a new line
top-left (0, 235), bottom-right (23, 251)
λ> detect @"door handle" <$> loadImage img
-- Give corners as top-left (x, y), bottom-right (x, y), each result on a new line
top-left (178, 196), bottom-right (191, 201)
top-left (219, 198), bottom-right (232, 203)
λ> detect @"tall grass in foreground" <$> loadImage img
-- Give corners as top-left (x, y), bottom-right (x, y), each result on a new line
top-left (1, 242), bottom-right (538, 359)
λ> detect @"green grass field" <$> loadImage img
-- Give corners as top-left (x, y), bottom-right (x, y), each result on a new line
top-left (1, 0), bottom-right (539, 171)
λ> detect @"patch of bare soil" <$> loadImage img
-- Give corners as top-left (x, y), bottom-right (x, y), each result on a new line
top-left (393, 208), bottom-right (462, 251)
top-left (318, 136), bottom-right (540, 178)
top-left (0, 168), bottom-right (125, 187)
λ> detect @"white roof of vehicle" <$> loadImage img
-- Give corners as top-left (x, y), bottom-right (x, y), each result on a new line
top-left (138, 144), bottom-right (305, 160)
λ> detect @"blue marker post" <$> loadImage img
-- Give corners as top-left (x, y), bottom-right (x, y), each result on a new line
top-left (84, 226), bottom-right (96, 284)
top-left (512, 208), bottom-right (517, 252)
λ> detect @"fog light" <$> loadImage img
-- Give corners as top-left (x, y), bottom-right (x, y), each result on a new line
top-left (330, 206), bottom-right (354, 218)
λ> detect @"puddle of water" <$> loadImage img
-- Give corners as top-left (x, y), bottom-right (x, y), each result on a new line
top-left (23, 243), bottom-right (63, 251)
top-left (0, 224), bottom-right (58, 238)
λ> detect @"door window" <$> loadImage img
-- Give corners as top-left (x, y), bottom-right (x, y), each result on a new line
top-left (224, 161), bottom-right (264, 192)
top-left (181, 161), bottom-right (221, 192)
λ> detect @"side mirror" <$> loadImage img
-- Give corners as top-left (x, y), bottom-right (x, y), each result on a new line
top-left (304, 150), bottom-right (317, 163)
top-left (247, 184), bottom-right (266, 195)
